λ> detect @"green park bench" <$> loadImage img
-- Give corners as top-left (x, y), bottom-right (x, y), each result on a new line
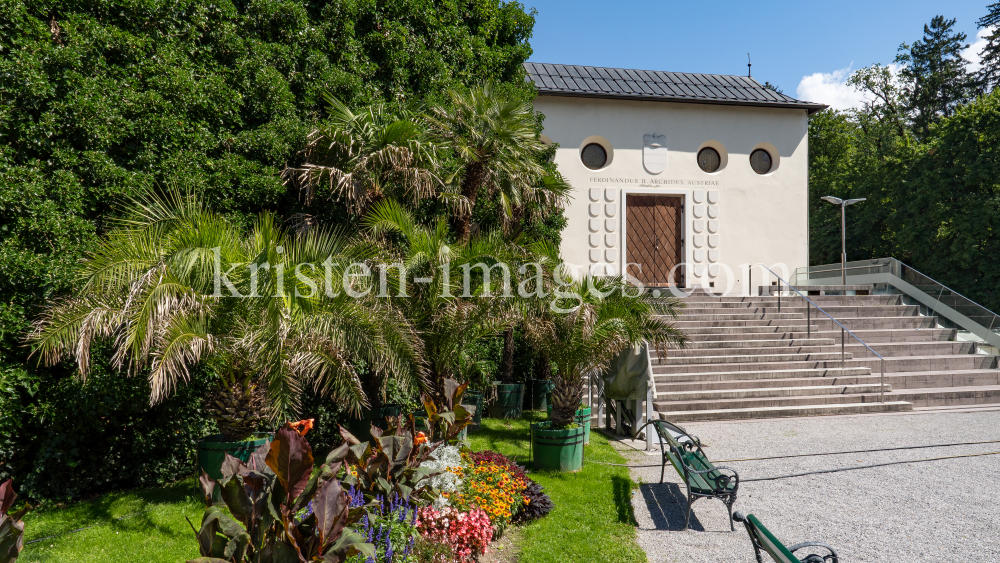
top-left (733, 512), bottom-right (840, 563)
top-left (649, 419), bottom-right (739, 530)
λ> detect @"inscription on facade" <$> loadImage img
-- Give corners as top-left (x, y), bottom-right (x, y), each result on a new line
top-left (589, 177), bottom-right (720, 186)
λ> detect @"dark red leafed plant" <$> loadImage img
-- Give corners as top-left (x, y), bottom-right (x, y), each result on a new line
top-left (186, 422), bottom-right (374, 563)
top-left (0, 479), bottom-right (28, 563)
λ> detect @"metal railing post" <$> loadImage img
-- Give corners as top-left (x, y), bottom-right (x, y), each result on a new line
top-left (841, 327), bottom-right (845, 368)
top-left (778, 279), bottom-right (781, 312)
top-left (880, 358), bottom-right (886, 403)
top-left (807, 301), bottom-right (811, 339)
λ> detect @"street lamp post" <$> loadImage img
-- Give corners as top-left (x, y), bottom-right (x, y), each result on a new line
top-left (821, 196), bottom-right (866, 285)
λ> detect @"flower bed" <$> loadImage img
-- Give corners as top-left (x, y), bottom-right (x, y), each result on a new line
top-left (341, 439), bottom-right (552, 562)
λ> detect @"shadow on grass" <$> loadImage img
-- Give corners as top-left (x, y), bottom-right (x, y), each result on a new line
top-left (24, 478), bottom-right (201, 542)
top-left (612, 476), bottom-right (639, 526)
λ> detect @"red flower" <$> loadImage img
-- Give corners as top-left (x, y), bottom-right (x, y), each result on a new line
top-left (289, 419), bottom-right (314, 436)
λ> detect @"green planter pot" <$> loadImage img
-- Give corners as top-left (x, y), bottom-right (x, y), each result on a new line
top-left (461, 391), bottom-right (484, 431)
top-left (526, 379), bottom-right (555, 411)
top-left (531, 422), bottom-right (584, 472)
top-left (197, 433), bottom-right (272, 482)
top-left (546, 405), bottom-right (593, 445)
top-left (347, 404), bottom-right (404, 441)
top-left (488, 383), bottom-right (524, 419)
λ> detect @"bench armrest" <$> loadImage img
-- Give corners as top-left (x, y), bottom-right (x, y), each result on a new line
top-left (674, 454), bottom-right (740, 492)
top-left (788, 542), bottom-right (839, 563)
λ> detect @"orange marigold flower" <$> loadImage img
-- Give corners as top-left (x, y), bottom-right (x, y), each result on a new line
top-left (414, 431), bottom-right (428, 445)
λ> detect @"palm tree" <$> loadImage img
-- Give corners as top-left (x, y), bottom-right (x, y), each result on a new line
top-left (282, 92), bottom-right (440, 219)
top-left (426, 82), bottom-right (570, 242)
top-left (362, 198), bottom-right (525, 398)
top-left (27, 188), bottom-right (425, 440)
top-left (527, 276), bottom-right (687, 429)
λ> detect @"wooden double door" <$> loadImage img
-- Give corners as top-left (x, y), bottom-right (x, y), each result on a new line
top-left (625, 195), bottom-right (684, 287)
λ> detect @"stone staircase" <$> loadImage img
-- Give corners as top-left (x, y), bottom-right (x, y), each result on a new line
top-left (652, 289), bottom-right (1000, 422)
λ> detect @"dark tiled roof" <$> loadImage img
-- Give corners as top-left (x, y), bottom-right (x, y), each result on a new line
top-left (524, 62), bottom-right (827, 113)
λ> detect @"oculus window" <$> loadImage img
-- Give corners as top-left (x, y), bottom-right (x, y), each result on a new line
top-left (697, 147), bottom-right (721, 173)
top-left (581, 143), bottom-right (608, 170)
top-left (750, 149), bottom-right (772, 174)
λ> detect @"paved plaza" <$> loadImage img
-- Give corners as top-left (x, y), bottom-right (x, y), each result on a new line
top-left (621, 410), bottom-right (1000, 562)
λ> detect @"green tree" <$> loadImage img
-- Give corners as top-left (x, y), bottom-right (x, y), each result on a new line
top-left (977, 3), bottom-right (1000, 91)
top-left (887, 90), bottom-right (1000, 310)
top-left (362, 198), bottom-right (523, 397)
top-left (427, 82), bottom-right (569, 242)
top-left (27, 188), bottom-right (424, 439)
top-left (281, 93), bottom-right (441, 222)
top-left (528, 278), bottom-right (686, 429)
top-left (896, 15), bottom-right (975, 137)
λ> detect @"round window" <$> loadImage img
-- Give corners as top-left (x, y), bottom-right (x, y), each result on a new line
top-left (697, 147), bottom-right (721, 173)
top-left (581, 143), bottom-right (608, 170)
top-left (750, 149), bottom-right (772, 174)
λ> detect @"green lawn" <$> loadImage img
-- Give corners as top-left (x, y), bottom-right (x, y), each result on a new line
top-left (18, 479), bottom-right (203, 562)
top-left (16, 413), bottom-right (645, 563)
top-left (469, 412), bottom-right (647, 563)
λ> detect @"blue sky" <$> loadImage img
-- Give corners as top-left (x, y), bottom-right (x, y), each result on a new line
top-left (525, 0), bottom-right (988, 109)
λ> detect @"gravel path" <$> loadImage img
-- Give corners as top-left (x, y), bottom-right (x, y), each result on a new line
top-left (621, 411), bottom-right (1000, 562)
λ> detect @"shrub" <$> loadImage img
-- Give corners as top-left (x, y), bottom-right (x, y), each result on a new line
top-left (514, 481), bottom-right (553, 523)
top-left (0, 358), bottom-right (217, 502)
top-left (350, 491), bottom-right (420, 563)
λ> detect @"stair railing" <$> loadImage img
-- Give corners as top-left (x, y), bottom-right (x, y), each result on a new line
top-left (755, 263), bottom-right (887, 403)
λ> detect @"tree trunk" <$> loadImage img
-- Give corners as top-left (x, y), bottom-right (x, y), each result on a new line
top-left (204, 376), bottom-right (267, 441)
top-left (453, 160), bottom-right (486, 241)
top-left (501, 326), bottom-right (515, 384)
top-left (533, 350), bottom-right (551, 380)
top-left (549, 375), bottom-right (581, 429)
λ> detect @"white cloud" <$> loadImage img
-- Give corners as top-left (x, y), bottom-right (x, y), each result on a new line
top-left (796, 66), bottom-right (865, 110)
top-left (962, 27), bottom-right (991, 73)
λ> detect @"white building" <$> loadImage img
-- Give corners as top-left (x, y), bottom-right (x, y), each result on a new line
top-left (525, 63), bottom-right (826, 295)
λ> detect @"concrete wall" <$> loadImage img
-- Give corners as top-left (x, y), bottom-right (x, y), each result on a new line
top-left (534, 95), bottom-right (810, 295)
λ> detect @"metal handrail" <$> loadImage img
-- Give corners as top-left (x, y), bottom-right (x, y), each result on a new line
top-left (756, 263), bottom-right (887, 403)
top-left (795, 258), bottom-right (1000, 339)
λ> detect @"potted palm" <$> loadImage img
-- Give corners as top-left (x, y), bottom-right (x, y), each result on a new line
top-left (527, 276), bottom-right (685, 472)
top-left (28, 188), bottom-right (424, 480)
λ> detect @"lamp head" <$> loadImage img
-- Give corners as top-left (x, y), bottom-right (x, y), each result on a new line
top-left (820, 196), bottom-right (843, 205)
top-left (845, 198), bottom-right (867, 206)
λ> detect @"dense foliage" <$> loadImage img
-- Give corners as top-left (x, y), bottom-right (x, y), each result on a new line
top-left (809, 6), bottom-right (1000, 311)
top-left (0, 356), bottom-right (216, 501)
top-left (0, 0), bottom-right (538, 502)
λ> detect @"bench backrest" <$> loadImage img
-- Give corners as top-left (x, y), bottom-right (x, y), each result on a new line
top-left (742, 514), bottom-right (801, 563)
top-left (651, 420), bottom-right (710, 482)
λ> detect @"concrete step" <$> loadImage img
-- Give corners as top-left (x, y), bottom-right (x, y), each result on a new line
top-left (674, 316), bottom-right (938, 330)
top-left (681, 328), bottom-right (955, 343)
top-left (653, 366), bottom-right (873, 384)
top-left (888, 385), bottom-right (1000, 407)
top-left (655, 369), bottom-right (1000, 392)
top-left (659, 351), bottom-right (853, 366)
top-left (657, 401), bottom-right (912, 422)
top-left (680, 305), bottom-right (918, 317)
top-left (663, 341), bottom-right (975, 358)
top-left (676, 312), bottom-right (808, 321)
top-left (653, 354), bottom-right (996, 375)
top-left (680, 295), bottom-right (904, 306)
top-left (677, 338), bottom-right (838, 349)
top-left (654, 383), bottom-right (888, 402)
top-left (654, 391), bottom-right (895, 412)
